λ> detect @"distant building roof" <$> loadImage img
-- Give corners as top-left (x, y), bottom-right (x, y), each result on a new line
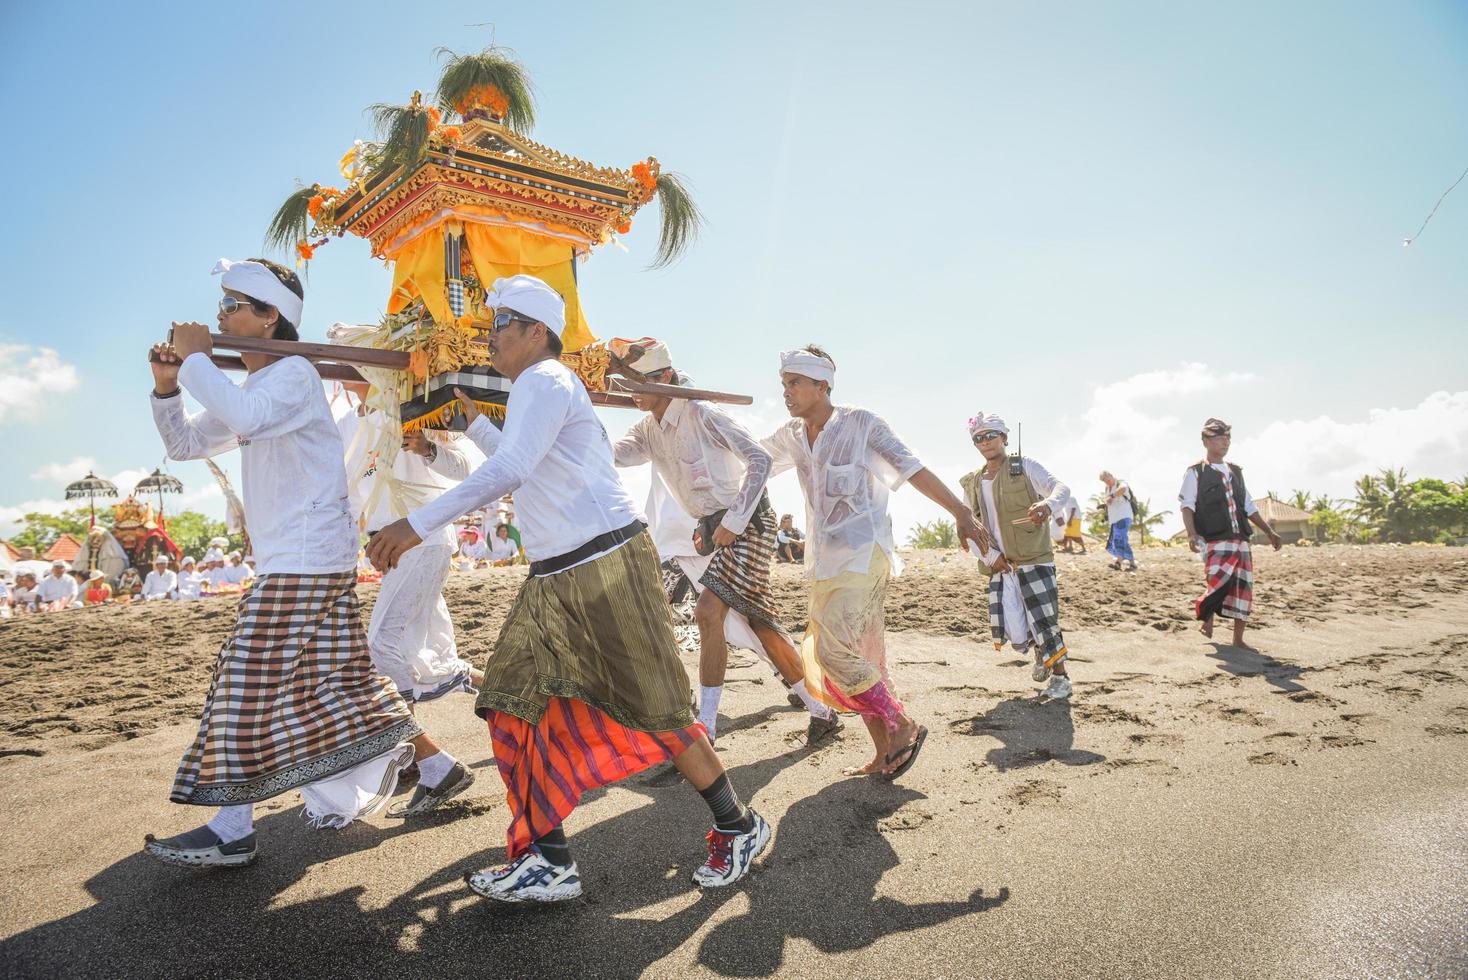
top-left (0, 539), bottom-right (20, 561)
top-left (45, 533), bottom-right (83, 562)
top-left (1256, 496), bottom-right (1314, 524)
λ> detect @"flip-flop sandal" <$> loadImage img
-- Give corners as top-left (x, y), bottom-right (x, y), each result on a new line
top-left (883, 726), bottom-right (928, 781)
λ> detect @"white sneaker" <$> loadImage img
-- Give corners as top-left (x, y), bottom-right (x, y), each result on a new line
top-left (465, 847), bottom-right (582, 903)
top-left (692, 809), bottom-right (771, 888)
top-left (1042, 675), bottom-right (1073, 701)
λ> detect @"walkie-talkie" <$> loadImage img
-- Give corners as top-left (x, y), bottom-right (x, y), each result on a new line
top-left (1008, 422), bottom-right (1024, 476)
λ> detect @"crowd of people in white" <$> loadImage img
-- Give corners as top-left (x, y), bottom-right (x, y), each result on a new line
top-left (0, 548), bottom-right (256, 615)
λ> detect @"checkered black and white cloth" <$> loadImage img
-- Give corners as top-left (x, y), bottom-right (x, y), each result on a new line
top-left (170, 571), bottom-right (420, 806)
top-left (988, 564), bottom-right (1068, 668)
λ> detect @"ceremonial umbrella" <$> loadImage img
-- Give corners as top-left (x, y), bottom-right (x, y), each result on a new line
top-left (64, 471), bottom-right (118, 527)
top-left (135, 468), bottom-right (184, 518)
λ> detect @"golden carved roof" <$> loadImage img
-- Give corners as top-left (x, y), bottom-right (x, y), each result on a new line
top-left (329, 117), bottom-right (653, 257)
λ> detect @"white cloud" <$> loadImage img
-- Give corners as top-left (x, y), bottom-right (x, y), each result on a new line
top-left (1234, 391), bottom-right (1468, 501)
top-left (0, 344), bottom-right (80, 424)
top-left (30, 456), bottom-right (98, 483)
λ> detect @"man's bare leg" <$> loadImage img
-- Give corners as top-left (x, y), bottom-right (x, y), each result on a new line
top-left (1200, 614), bottom-right (1214, 638)
top-left (751, 624), bottom-right (803, 683)
top-left (844, 714), bottom-right (889, 775)
top-left (1231, 617), bottom-right (1252, 649)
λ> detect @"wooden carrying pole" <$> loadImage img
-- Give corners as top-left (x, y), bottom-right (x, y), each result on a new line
top-left (191, 334), bottom-right (752, 405)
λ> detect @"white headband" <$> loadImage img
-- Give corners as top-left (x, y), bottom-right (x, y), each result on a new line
top-left (213, 258), bottom-right (303, 328)
top-left (488, 275), bottom-right (566, 339)
top-left (779, 349), bottom-right (835, 387)
top-left (608, 336), bottom-right (673, 374)
top-left (968, 413), bottom-right (1009, 437)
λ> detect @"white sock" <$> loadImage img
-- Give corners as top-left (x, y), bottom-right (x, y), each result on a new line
top-left (790, 679), bottom-right (834, 720)
top-left (416, 750), bottom-right (457, 789)
top-left (207, 803), bottom-right (255, 844)
top-left (698, 684), bottom-right (724, 739)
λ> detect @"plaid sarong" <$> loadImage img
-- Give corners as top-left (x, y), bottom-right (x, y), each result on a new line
top-left (171, 571), bottom-right (420, 806)
top-left (475, 531), bottom-right (696, 732)
top-left (988, 564), bottom-right (1068, 669)
top-left (700, 497), bottom-right (787, 635)
top-left (489, 698), bottom-right (702, 859)
top-left (1196, 540), bottom-right (1253, 622)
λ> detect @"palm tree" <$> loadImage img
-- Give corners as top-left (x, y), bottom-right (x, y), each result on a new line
top-left (1288, 489), bottom-right (1314, 512)
top-left (1133, 497), bottom-right (1171, 545)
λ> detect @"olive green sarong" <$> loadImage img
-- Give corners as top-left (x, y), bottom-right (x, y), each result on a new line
top-left (474, 532), bottom-right (695, 732)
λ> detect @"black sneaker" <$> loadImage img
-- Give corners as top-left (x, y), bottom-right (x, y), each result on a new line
top-left (388, 761), bottom-right (475, 817)
top-left (805, 712), bottom-right (844, 747)
top-left (144, 826), bottom-right (257, 868)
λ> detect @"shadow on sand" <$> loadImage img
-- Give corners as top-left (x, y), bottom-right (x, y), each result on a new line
top-left (4, 745), bottom-right (1008, 978)
top-left (1206, 642), bottom-right (1312, 693)
top-left (951, 696), bottom-right (1106, 771)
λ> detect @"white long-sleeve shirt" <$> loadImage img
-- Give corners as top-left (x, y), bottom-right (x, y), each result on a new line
top-left (762, 407), bottom-right (925, 581)
top-left (176, 570), bottom-right (204, 600)
top-left (613, 399), bottom-right (772, 535)
top-left (973, 458), bottom-right (1070, 566)
top-left (336, 408), bottom-right (472, 546)
top-left (142, 569), bottom-right (178, 599)
top-left (38, 573), bottom-right (78, 605)
top-left (407, 359), bottom-right (641, 562)
top-left (151, 353), bottom-right (357, 575)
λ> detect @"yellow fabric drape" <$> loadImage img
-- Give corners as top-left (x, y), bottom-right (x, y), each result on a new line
top-left (385, 219), bottom-right (596, 354)
top-left (386, 234), bottom-right (451, 326)
top-left (462, 223), bottom-right (595, 353)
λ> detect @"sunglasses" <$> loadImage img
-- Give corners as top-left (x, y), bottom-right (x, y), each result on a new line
top-left (490, 311), bottom-right (537, 334)
top-left (218, 296), bottom-right (265, 316)
top-left (973, 431), bottom-right (1004, 443)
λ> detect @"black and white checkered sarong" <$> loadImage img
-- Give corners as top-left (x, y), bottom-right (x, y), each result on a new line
top-left (987, 564), bottom-right (1068, 668)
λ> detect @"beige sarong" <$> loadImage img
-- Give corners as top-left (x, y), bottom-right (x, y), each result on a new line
top-left (800, 549), bottom-right (895, 712)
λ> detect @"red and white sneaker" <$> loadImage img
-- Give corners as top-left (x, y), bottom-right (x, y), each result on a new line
top-left (692, 809), bottom-right (771, 888)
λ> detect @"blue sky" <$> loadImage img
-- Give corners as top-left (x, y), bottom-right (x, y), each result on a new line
top-left (2, 1), bottom-right (1465, 543)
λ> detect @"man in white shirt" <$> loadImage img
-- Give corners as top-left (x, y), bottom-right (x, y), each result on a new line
top-left (611, 337), bottom-right (839, 746)
top-left (336, 382), bottom-right (481, 816)
top-left (176, 556), bottom-right (204, 601)
top-left (960, 413), bottom-right (1075, 700)
top-left (217, 553), bottom-right (248, 586)
top-left (38, 560), bottom-right (79, 611)
top-left (368, 275), bottom-right (770, 904)
top-left (775, 515), bottom-right (805, 563)
top-left (142, 555), bottom-right (178, 600)
top-left (486, 524), bottom-right (519, 563)
top-left (142, 256), bottom-right (419, 870)
top-left (762, 346), bottom-right (989, 781)
top-left (0, 572), bottom-right (11, 617)
top-left (1099, 471), bottom-right (1137, 571)
top-left (10, 572), bottom-right (39, 613)
top-left (1178, 418), bottom-right (1282, 649)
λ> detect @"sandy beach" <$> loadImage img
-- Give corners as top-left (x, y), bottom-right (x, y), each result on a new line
top-left (2, 544), bottom-right (1466, 978)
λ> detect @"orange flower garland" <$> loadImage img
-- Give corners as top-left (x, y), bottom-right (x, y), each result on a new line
top-left (296, 241), bottom-right (315, 261)
top-left (452, 85), bottom-right (510, 117)
top-left (439, 125), bottom-right (462, 143)
top-left (307, 194), bottom-right (326, 218)
top-left (426, 107), bottom-right (442, 128)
